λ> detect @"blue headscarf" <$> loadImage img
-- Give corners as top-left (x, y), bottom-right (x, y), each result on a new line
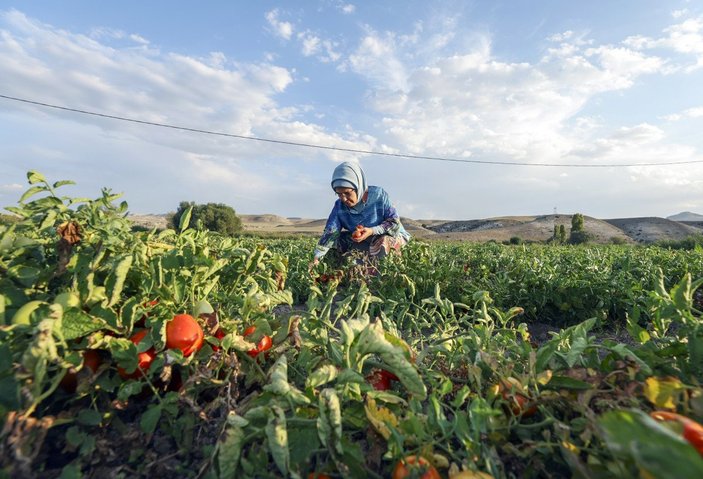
top-left (331, 161), bottom-right (368, 213)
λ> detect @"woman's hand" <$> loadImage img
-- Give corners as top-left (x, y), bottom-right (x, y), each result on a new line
top-left (352, 226), bottom-right (372, 243)
top-left (308, 257), bottom-right (319, 273)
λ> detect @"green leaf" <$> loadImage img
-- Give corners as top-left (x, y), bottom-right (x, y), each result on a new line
top-left (218, 424), bottom-right (245, 478)
top-left (61, 310), bottom-right (107, 340)
top-left (599, 409), bottom-right (703, 477)
top-left (140, 404), bottom-right (162, 435)
top-left (27, 170), bottom-right (47, 185)
top-left (19, 186), bottom-right (46, 203)
top-left (306, 364), bottom-right (338, 390)
top-left (351, 319), bottom-right (427, 399)
top-left (7, 265), bottom-right (42, 288)
top-left (53, 180), bottom-right (76, 189)
top-left (77, 409), bottom-right (103, 426)
top-left (179, 205), bottom-right (193, 232)
top-left (106, 255), bottom-right (133, 307)
top-left (317, 388), bottom-right (343, 456)
top-left (545, 375), bottom-right (593, 390)
top-left (265, 406), bottom-right (290, 476)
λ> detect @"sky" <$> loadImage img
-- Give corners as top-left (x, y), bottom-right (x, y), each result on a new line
top-left (1, 1), bottom-right (702, 221)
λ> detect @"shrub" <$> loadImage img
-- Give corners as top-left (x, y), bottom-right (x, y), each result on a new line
top-left (171, 201), bottom-right (242, 235)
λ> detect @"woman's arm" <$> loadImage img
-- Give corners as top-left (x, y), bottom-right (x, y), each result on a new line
top-left (370, 190), bottom-right (401, 236)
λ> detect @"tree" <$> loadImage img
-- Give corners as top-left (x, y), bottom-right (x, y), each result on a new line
top-left (569, 213), bottom-right (590, 244)
top-left (559, 224), bottom-right (567, 243)
top-left (170, 201), bottom-right (242, 235)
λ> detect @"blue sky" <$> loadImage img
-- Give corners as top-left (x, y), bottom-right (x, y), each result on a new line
top-left (1, 1), bottom-right (702, 220)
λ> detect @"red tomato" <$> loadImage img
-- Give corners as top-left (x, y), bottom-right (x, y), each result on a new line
top-left (352, 224), bottom-right (364, 240)
top-left (367, 369), bottom-right (392, 391)
top-left (497, 381), bottom-right (537, 418)
top-left (211, 328), bottom-right (226, 352)
top-left (650, 411), bottom-right (703, 456)
top-left (308, 473), bottom-right (331, 479)
top-left (381, 370), bottom-right (399, 382)
top-left (83, 349), bottom-right (102, 373)
top-left (392, 455), bottom-right (441, 479)
top-left (166, 314), bottom-right (204, 356)
top-left (243, 327), bottom-right (272, 358)
top-left (118, 329), bottom-right (156, 379)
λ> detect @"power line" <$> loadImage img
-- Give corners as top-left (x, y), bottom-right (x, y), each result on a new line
top-left (2, 93), bottom-right (701, 168)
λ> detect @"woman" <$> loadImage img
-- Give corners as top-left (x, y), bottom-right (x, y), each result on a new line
top-left (311, 161), bottom-right (410, 269)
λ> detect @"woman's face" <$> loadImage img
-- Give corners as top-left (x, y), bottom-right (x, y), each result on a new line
top-left (334, 187), bottom-right (358, 208)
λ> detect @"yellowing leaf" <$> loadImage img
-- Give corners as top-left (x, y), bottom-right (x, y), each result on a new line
top-left (644, 377), bottom-right (685, 409)
top-left (364, 397), bottom-right (398, 440)
top-left (536, 370), bottom-right (553, 385)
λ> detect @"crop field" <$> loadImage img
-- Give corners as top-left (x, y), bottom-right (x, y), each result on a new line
top-left (2, 172), bottom-right (703, 478)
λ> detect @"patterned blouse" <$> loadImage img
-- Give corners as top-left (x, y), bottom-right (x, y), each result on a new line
top-left (314, 185), bottom-right (410, 260)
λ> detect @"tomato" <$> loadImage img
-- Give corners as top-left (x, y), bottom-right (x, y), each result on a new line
top-left (211, 328), bottom-right (226, 352)
top-left (352, 224), bottom-right (364, 240)
top-left (496, 380), bottom-right (537, 418)
top-left (381, 370), bottom-right (399, 382)
top-left (83, 349), bottom-right (102, 373)
top-left (650, 411), bottom-right (703, 456)
top-left (367, 369), bottom-right (392, 391)
top-left (166, 314), bottom-right (204, 356)
top-left (243, 326), bottom-right (272, 357)
top-left (118, 329), bottom-right (156, 379)
top-left (308, 473), bottom-right (331, 479)
top-left (392, 455), bottom-right (441, 479)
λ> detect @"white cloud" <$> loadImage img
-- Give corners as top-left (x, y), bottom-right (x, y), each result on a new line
top-left (340, 4), bottom-right (355, 15)
top-left (0, 9), bottom-right (375, 217)
top-left (624, 15), bottom-right (703, 71)
top-left (265, 9), bottom-right (293, 40)
top-left (662, 105), bottom-right (703, 121)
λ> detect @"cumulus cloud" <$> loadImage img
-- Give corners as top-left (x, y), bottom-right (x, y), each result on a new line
top-left (0, 9), bottom-right (373, 216)
top-left (265, 9), bottom-right (293, 40)
top-left (624, 15), bottom-right (703, 71)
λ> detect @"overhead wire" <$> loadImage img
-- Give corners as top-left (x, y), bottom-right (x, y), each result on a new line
top-left (1, 93), bottom-right (701, 168)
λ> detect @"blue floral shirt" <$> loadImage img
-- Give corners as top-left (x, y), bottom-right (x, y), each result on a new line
top-left (314, 185), bottom-right (410, 260)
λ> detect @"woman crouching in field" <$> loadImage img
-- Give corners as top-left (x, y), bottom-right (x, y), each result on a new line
top-left (310, 161), bottom-right (410, 272)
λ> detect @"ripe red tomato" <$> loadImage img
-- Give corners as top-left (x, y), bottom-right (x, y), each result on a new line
top-left (211, 328), bottom-right (226, 352)
top-left (83, 349), bottom-right (102, 373)
top-left (496, 381), bottom-right (537, 418)
top-left (308, 473), bottom-right (331, 479)
top-left (392, 455), bottom-right (441, 479)
top-left (381, 370), bottom-right (399, 382)
top-left (352, 224), bottom-right (364, 240)
top-left (118, 329), bottom-right (156, 379)
top-left (166, 314), bottom-right (204, 356)
top-left (367, 369), bottom-right (392, 391)
top-left (650, 411), bottom-right (703, 456)
top-left (243, 326), bottom-right (272, 358)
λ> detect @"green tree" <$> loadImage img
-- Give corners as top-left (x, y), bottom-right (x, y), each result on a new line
top-left (559, 224), bottom-right (567, 243)
top-left (170, 201), bottom-right (242, 235)
top-left (569, 213), bottom-right (590, 244)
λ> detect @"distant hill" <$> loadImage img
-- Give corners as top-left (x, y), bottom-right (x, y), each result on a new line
top-left (667, 211), bottom-right (703, 221)
top-left (127, 212), bottom-right (703, 244)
